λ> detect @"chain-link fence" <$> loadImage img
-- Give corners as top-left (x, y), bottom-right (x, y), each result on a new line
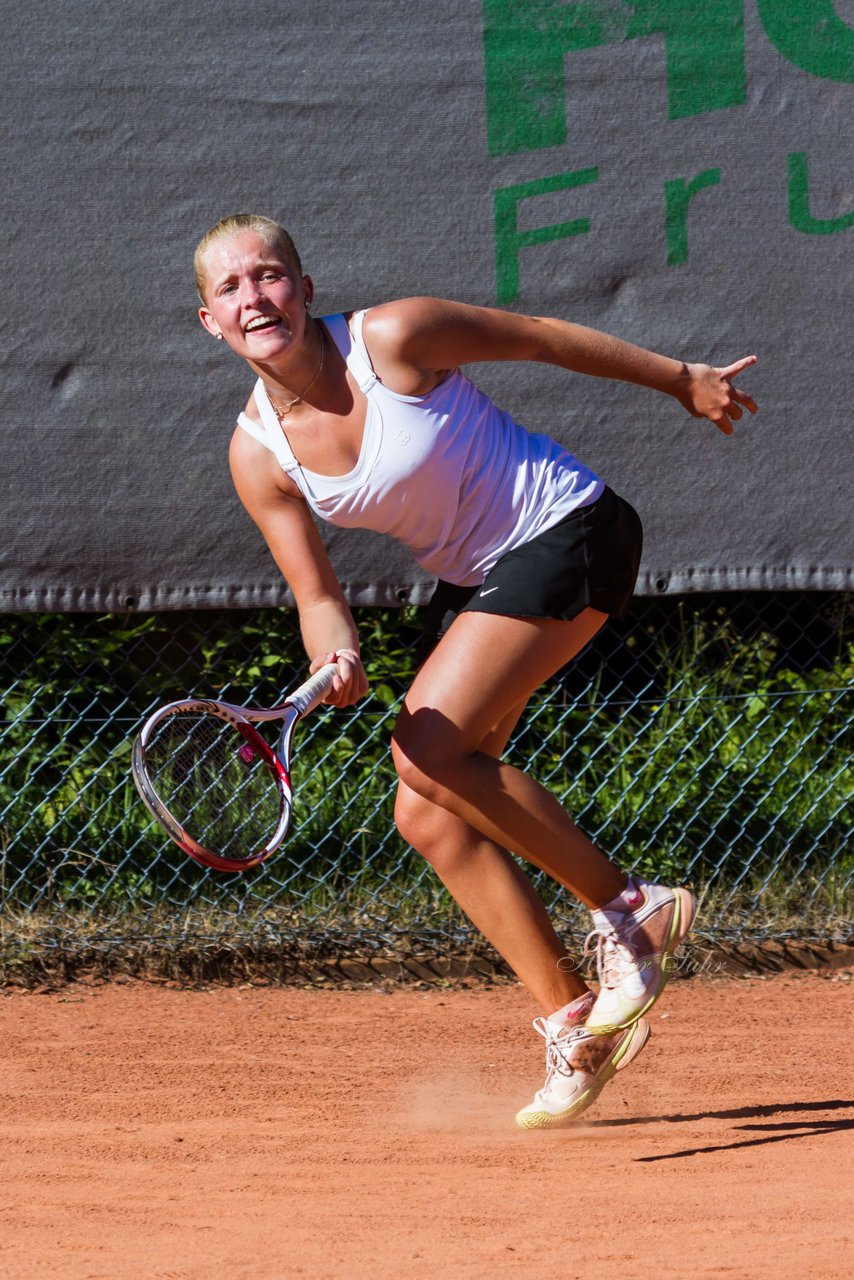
top-left (0, 593), bottom-right (851, 981)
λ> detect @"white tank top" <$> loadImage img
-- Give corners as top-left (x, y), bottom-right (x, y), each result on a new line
top-left (237, 311), bottom-right (603, 586)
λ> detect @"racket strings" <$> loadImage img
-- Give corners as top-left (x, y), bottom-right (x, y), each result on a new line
top-left (143, 711), bottom-right (284, 860)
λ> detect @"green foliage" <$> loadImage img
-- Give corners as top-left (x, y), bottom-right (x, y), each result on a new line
top-left (535, 608), bottom-right (853, 897)
top-left (0, 597), bottom-right (851, 948)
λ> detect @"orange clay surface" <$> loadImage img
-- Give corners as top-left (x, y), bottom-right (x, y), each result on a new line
top-left (0, 970), bottom-right (851, 1280)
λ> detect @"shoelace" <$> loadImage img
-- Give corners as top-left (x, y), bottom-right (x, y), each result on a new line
top-left (531, 1016), bottom-right (583, 1085)
top-left (584, 926), bottom-right (637, 990)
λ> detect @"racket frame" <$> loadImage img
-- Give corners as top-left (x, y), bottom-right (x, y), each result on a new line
top-left (132, 664), bottom-right (338, 872)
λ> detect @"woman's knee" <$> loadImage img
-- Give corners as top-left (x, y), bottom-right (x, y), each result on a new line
top-left (394, 781), bottom-right (438, 847)
top-left (393, 782), bottom-right (463, 867)
top-left (390, 733), bottom-right (444, 805)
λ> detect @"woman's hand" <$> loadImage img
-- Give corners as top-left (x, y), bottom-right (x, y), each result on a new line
top-left (674, 356), bottom-right (758, 435)
top-left (309, 648), bottom-right (369, 708)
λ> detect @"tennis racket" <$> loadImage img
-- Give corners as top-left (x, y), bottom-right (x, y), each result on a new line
top-left (131, 663), bottom-right (339, 872)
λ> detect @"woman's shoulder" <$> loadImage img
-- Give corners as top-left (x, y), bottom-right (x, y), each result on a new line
top-left (230, 388), bottom-right (280, 467)
top-left (331, 298), bottom-right (447, 347)
top-left (230, 387), bottom-right (269, 449)
top-left (229, 415), bottom-right (302, 501)
top-left (359, 297), bottom-right (440, 335)
top-left (359, 299), bottom-right (459, 392)
top-left (241, 385), bottom-right (262, 427)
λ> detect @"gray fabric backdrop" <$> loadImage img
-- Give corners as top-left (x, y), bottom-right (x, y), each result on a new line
top-left (1, 1), bottom-right (852, 611)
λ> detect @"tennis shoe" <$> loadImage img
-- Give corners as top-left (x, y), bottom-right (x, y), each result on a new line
top-left (515, 1011), bottom-right (650, 1130)
top-left (585, 878), bottom-right (697, 1034)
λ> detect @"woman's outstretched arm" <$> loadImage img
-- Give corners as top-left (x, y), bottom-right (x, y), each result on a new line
top-left (364, 297), bottom-right (758, 436)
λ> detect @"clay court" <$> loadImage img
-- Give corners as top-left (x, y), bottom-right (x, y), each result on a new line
top-left (1, 968), bottom-right (850, 1279)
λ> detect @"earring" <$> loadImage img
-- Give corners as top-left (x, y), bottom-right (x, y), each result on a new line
top-left (215, 333), bottom-right (224, 341)
top-left (305, 299), bottom-right (311, 310)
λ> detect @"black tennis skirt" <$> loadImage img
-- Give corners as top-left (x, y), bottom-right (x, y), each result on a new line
top-left (418, 486), bottom-right (643, 658)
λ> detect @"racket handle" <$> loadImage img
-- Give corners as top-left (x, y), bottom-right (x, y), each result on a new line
top-left (286, 663), bottom-right (340, 717)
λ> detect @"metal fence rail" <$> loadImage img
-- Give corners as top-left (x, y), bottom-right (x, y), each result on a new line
top-left (0, 593), bottom-right (851, 977)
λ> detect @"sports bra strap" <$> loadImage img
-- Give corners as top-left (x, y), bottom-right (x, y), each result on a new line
top-left (243, 388), bottom-right (302, 474)
top-left (235, 411), bottom-right (268, 449)
top-left (324, 312), bottom-right (378, 394)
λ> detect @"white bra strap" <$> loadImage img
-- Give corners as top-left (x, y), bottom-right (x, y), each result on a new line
top-left (324, 312), bottom-right (378, 394)
top-left (350, 310), bottom-right (381, 391)
top-left (248, 380), bottom-right (302, 474)
top-left (236, 412), bottom-right (269, 449)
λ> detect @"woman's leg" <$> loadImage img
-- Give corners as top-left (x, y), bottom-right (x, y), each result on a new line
top-left (392, 607), bottom-right (626, 909)
top-left (394, 611), bottom-right (659, 1130)
top-left (395, 700), bottom-right (590, 1014)
top-left (393, 606), bottom-right (695, 1036)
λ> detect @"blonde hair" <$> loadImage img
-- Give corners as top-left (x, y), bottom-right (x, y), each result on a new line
top-left (194, 214), bottom-right (303, 302)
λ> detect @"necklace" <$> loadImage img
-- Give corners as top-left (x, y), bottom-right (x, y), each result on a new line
top-left (266, 329), bottom-right (326, 420)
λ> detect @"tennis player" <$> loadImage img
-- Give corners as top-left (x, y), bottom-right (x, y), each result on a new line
top-left (195, 214), bottom-right (757, 1129)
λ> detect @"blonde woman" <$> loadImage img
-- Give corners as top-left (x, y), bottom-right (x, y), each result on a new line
top-left (195, 214), bottom-right (757, 1128)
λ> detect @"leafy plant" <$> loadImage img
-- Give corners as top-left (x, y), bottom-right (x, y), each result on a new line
top-left (0, 594), bottom-right (850, 971)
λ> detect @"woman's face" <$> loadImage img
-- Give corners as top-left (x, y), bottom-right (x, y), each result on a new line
top-left (197, 230), bottom-right (312, 361)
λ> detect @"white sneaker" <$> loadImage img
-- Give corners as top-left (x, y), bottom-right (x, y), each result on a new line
top-left (515, 1013), bottom-right (650, 1130)
top-left (585, 878), bottom-right (697, 1035)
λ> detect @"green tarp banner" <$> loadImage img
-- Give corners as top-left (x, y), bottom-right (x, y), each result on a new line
top-left (1, 1), bottom-right (851, 609)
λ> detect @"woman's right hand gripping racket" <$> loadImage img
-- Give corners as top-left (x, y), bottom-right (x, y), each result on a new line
top-left (131, 664), bottom-right (338, 872)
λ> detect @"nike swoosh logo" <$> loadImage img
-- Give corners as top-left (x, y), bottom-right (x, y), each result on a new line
top-left (479, 586), bottom-right (499, 597)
